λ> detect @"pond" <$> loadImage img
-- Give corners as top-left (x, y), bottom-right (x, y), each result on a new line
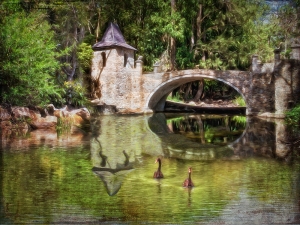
top-left (0, 113), bottom-right (300, 225)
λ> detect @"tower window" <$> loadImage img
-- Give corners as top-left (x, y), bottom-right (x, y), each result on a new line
top-left (101, 52), bottom-right (106, 67)
top-left (124, 53), bottom-right (128, 67)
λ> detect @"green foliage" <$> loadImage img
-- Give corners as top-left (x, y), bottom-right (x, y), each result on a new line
top-left (176, 45), bottom-right (195, 69)
top-left (0, 0), bottom-right (298, 108)
top-left (56, 117), bottom-right (73, 135)
top-left (166, 116), bottom-right (184, 126)
top-left (167, 92), bottom-right (182, 102)
top-left (285, 104), bottom-right (300, 127)
top-left (231, 115), bottom-right (247, 127)
top-left (77, 42), bottom-right (94, 72)
top-left (0, 11), bottom-right (64, 107)
top-left (64, 81), bottom-right (88, 107)
top-left (233, 96), bottom-right (246, 107)
top-left (196, 0), bottom-right (274, 70)
top-left (203, 79), bottom-right (234, 97)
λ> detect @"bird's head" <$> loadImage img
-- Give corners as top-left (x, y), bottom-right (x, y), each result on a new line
top-left (155, 158), bottom-right (161, 163)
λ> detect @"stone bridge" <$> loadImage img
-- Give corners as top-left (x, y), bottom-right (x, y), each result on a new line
top-left (143, 69), bottom-right (251, 113)
top-left (90, 22), bottom-right (300, 117)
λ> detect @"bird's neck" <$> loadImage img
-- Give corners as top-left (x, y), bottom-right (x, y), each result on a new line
top-left (158, 162), bottom-right (161, 171)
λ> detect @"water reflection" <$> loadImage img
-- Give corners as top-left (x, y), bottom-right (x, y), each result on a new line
top-left (1, 113), bottom-right (300, 224)
top-left (90, 113), bottom-right (294, 197)
top-left (166, 114), bottom-right (246, 145)
top-left (90, 114), bottom-right (239, 196)
top-left (148, 113), bottom-right (243, 161)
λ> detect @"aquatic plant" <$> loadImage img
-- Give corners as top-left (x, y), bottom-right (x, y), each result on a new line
top-left (56, 116), bottom-right (74, 135)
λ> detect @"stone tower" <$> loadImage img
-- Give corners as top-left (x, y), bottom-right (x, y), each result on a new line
top-left (91, 22), bottom-right (143, 113)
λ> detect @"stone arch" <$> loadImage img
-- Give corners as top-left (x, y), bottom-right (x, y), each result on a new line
top-left (145, 74), bottom-right (247, 111)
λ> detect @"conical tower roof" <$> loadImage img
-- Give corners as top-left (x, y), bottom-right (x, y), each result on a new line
top-left (92, 22), bottom-right (137, 51)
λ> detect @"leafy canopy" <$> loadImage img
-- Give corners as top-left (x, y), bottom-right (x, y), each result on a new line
top-left (0, 11), bottom-right (64, 106)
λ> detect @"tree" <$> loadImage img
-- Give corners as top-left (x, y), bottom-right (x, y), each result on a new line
top-left (170, 0), bottom-right (177, 70)
top-left (51, 2), bottom-right (88, 82)
top-left (269, 0), bottom-right (300, 57)
top-left (193, 0), bottom-right (272, 70)
top-left (0, 11), bottom-right (64, 106)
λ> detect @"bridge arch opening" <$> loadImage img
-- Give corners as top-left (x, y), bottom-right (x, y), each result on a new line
top-left (146, 74), bottom-right (247, 112)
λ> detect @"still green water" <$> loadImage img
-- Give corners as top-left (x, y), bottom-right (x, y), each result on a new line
top-left (0, 113), bottom-right (300, 225)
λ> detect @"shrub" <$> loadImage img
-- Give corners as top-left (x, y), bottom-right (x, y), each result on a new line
top-left (285, 104), bottom-right (300, 127)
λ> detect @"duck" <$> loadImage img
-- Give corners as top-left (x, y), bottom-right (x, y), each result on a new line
top-left (183, 167), bottom-right (194, 187)
top-left (153, 158), bottom-right (164, 178)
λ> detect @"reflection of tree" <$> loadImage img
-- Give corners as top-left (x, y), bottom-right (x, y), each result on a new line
top-left (167, 115), bottom-right (245, 145)
top-left (92, 149), bottom-right (134, 196)
top-left (91, 118), bottom-right (102, 148)
top-left (194, 115), bottom-right (205, 144)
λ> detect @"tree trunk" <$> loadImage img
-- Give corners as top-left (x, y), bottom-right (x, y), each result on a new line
top-left (170, 37), bottom-right (176, 70)
top-left (196, 3), bottom-right (202, 42)
top-left (190, 22), bottom-right (195, 51)
top-left (197, 3), bottom-right (207, 61)
top-left (170, 0), bottom-right (176, 70)
top-left (193, 79), bottom-right (204, 102)
top-left (95, 7), bottom-right (101, 43)
top-left (184, 82), bottom-right (192, 102)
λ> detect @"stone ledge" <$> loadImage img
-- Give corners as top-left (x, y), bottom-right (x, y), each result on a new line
top-left (0, 104), bottom-right (91, 134)
top-left (257, 112), bottom-right (285, 119)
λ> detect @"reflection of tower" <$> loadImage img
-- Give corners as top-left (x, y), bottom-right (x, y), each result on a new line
top-left (90, 115), bottom-right (163, 195)
top-left (91, 116), bottom-right (145, 196)
top-left (92, 167), bottom-right (134, 196)
top-left (99, 150), bottom-right (107, 167)
top-left (92, 150), bottom-right (134, 196)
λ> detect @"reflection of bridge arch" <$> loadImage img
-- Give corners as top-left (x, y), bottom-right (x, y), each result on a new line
top-left (147, 113), bottom-right (240, 160)
top-left (144, 70), bottom-right (250, 112)
top-left (147, 113), bottom-right (291, 160)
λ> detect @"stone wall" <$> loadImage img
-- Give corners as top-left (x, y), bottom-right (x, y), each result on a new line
top-left (248, 68), bottom-right (275, 115)
top-left (274, 59), bottom-right (300, 116)
top-left (91, 47), bottom-right (144, 113)
top-left (91, 45), bottom-right (300, 117)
